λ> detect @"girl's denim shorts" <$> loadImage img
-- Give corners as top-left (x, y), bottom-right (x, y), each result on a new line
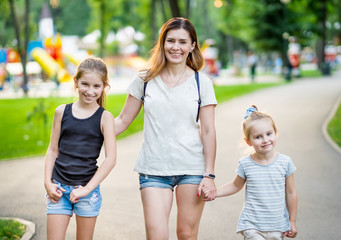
top-left (46, 180), bottom-right (102, 217)
top-left (139, 174), bottom-right (203, 191)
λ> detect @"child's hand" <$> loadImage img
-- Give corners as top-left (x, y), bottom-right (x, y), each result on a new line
top-left (45, 182), bottom-right (65, 203)
top-left (202, 186), bottom-right (215, 201)
top-left (197, 178), bottom-right (216, 201)
top-left (283, 222), bottom-right (297, 238)
top-left (69, 186), bottom-right (91, 203)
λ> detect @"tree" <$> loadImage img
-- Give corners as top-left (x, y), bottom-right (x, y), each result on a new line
top-left (168, 0), bottom-right (181, 17)
top-left (8, 0), bottom-right (30, 95)
top-left (51, 0), bottom-right (91, 36)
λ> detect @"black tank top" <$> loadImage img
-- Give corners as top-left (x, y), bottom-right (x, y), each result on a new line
top-left (52, 103), bottom-right (105, 185)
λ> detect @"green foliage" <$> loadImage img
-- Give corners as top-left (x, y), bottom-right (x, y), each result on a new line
top-left (3, 0), bottom-right (340, 58)
top-left (214, 82), bottom-right (284, 103)
top-left (26, 99), bottom-right (54, 143)
top-left (0, 219), bottom-right (26, 239)
top-left (51, 0), bottom-right (91, 36)
top-left (0, 1), bottom-right (12, 47)
top-left (0, 97), bottom-right (70, 159)
top-left (1, 0), bottom-right (43, 47)
top-left (328, 101), bottom-right (341, 148)
top-left (300, 69), bottom-right (322, 78)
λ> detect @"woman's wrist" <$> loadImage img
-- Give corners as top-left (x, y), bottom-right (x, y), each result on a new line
top-left (203, 173), bottom-right (216, 179)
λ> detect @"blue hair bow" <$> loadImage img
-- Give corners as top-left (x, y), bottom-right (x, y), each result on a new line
top-left (243, 106), bottom-right (257, 119)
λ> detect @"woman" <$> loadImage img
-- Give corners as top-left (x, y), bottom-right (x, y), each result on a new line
top-left (115, 17), bottom-right (217, 239)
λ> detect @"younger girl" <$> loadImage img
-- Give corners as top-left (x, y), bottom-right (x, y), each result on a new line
top-left (44, 57), bottom-right (116, 240)
top-left (204, 105), bottom-right (298, 239)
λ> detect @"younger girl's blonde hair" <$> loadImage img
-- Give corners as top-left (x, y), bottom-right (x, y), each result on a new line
top-left (242, 105), bottom-right (277, 141)
top-left (74, 57), bottom-right (110, 108)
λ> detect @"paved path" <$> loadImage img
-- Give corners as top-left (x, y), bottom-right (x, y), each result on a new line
top-left (1, 72), bottom-right (341, 239)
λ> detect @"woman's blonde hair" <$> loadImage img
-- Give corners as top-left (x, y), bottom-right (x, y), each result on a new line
top-left (140, 17), bottom-right (204, 81)
top-left (242, 105), bottom-right (277, 140)
top-left (74, 57), bottom-right (110, 108)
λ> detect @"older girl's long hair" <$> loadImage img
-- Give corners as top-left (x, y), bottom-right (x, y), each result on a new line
top-left (74, 57), bottom-right (110, 108)
top-left (140, 17), bottom-right (204, 81)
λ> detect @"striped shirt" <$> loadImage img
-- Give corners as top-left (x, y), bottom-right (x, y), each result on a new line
top-left (236, 153), bottom-right (296, 232)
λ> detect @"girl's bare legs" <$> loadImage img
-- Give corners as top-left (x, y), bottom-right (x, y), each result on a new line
top-left (176, 184), bottom-right (205, 240)
top-left (47, 215), bottom-right (71, 240)
top-left (141, 187), bottom-right (173, 240)
top-left (75, 216), bottom-right (97, 240)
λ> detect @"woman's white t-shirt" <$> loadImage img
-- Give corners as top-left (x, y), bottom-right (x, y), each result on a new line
top-left (127, 72), bottom-right (217, 176)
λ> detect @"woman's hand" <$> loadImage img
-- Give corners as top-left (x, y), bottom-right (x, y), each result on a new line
top-left (198, 178), bottom-right (216, 201)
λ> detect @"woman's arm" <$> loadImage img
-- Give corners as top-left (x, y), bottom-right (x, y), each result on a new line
top-left (283, 173), bottom-right (298, 238)
top-left (114, 94), bottom-right (143, 136)
top-left (197, 105), bottom-right (217, 200)
top-left (69, 111), bottom-right (117, 202)
top-left (44, 105), bottom-right (65, 203)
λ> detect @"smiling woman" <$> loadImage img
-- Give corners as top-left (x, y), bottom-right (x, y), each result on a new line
top-left (114, 17), bottom-right (217, 239)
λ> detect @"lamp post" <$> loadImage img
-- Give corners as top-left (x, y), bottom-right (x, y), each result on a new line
top-left (281, 0), bottom-right (291, 81)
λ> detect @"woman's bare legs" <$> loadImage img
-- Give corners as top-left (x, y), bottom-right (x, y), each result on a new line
top-left (141, 187), bottom-right (173, 240)
top-left (176, 184), bottom-right (205, 240)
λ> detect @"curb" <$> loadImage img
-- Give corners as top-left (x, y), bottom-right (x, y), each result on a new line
top-left (0, 217), bottom-right (35, 240)
top-left (322, 95), bottom-right (341, 155)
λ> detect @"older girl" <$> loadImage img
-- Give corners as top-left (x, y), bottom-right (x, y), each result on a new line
top-left (44, 57), bottom-right (116, 240)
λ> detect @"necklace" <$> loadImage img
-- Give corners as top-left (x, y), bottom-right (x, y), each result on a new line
top-left (166, 66), bottom-right (187, 88)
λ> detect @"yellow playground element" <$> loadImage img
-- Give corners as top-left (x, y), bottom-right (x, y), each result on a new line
top-left (31, 47), bottom-right (73, 82)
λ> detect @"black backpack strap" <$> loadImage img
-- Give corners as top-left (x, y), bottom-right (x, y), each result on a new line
top-left (141, 81), bottom-right (148, 102)
top-left (195, 71), bottom-right (201, 122)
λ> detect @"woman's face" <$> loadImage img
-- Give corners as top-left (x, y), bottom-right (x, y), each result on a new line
top-left (163, 28), bottom-right (195, 65)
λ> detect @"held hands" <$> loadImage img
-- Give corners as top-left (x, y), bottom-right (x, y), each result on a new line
top-left (283, 222), bottom-right (298, 238)
top-left (197, 177), bottom-right (216, 201)
top-left (45, 182), bottom-right (66, 203)
top-left (69, 185), bottom-right (91, 203)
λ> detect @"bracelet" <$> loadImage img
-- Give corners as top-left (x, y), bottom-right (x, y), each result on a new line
top-left (203, 173), bottom-right (215, 179)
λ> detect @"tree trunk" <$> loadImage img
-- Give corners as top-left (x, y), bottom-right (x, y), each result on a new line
top-left (185, 0), bottom-right (190, 19)
top-left (320, 0), bottom-right (327, 74)
top-left (203, 0), bottom-right (210, 39)
top-left (23, 0), bottom-right (29, 94)
top-left (159, 0), bottom-right (168, 22)
top-left (168, 0), bottom-right (181, 17)
top-left (9, 0), bottom-right (29, 95)
top-left (151, 0), bottom-right (157, 44)
top-left (99, 0), bottom-right (105, 57)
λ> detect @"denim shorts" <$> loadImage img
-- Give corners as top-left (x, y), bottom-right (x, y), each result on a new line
top-left (139, 174), bottom-right (203, 191)
top-left (46, 180), bottom-right (102, 217)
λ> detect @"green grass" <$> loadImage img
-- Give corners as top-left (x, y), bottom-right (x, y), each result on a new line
top-left (0, 219), bottom-right (26, 239)
top-left (214, 82), bottom-right (282, 103)
top-left (327, 101), bottom-right (341, 148)
top-left (300, 69), bottom-right (323, 78)
top-left (0, 82), bottom-right (283, 160)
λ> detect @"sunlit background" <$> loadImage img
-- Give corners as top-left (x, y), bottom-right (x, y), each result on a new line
top-left (1, 0), bottom-right (340, 96)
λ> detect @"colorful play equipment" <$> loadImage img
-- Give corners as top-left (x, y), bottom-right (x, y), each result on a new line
top-left (31, 47), bottom-right (72, 83)
top-left (201, 39), bottom-right (219, 76)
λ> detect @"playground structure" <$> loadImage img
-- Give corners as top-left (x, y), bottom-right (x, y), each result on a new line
top-left (31, 46), bottom-right (74, 83)
top-left (1, 34), bottom-right (78, 90)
